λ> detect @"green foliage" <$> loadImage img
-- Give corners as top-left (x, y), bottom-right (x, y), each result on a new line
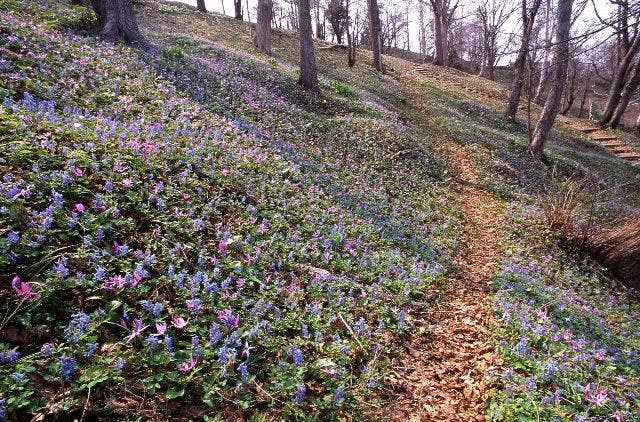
top-left (330, 80), bottom-right (358, 99)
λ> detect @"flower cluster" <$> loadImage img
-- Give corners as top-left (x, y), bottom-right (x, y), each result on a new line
top-left (0, 0), bottom-right (458, 418)
top-left (489, 206), bottom-right (640, 421)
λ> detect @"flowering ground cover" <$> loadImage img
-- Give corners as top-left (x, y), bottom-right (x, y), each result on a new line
top-left (0, 0), bottom-right (460, 418)
top-left (488, 205), bottom-right (640, 421)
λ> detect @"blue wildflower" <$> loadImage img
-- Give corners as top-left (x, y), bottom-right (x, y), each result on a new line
top-left (514, 337), bottom-right (530, 356)
top-left (60, 356), bottom-right (76, 381)
top-left (95, 266), bottom-right (106, 281)
top-left (145, 335), bottom-right (159, 350)
top-left (11, 372), bottom-right (26, 384)
top-left (290, 344), bottom-right (303, 366)
top-left (84, 343), bottom-right (98, 358)
top-left (114, 358), bottom-right (126, 371)
top-left (293, 383), bottom-right (306, 403)
top-left (7, 231), bottom-right (19, 244)
top-left (332, 386), bottom-right (345, 405)
top-left (237, 361), bottom-right (249, 382)
top-left (163, 334), bottom-right (175, 355)
top-left (1, 348), bottom-right (20, 364)
top-left (209, 322), bottom-right (222, 346)
top-left (41, 344), bottom-right (52, 356)
top-left (54, 256), bottom-right (69, 278)
top-left (524, 376), bottom-right (537, 392)
top-left (64, 312), bottom-right (90, 344)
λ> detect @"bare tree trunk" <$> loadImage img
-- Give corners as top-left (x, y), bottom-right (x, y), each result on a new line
top-left (246, 0), bottom-right (251, 21)
top-left (234, 0), bottom-right (243, 20)
top-left (577, 73), bottom-right (591, 118)
top-left (346, 0), bottom-right (356, 66)
top-left (527, 0), bottom-right (573, 160)
top-left (635, 111), bottom-right (640, 131)
top-left (90, 0), bottom-right (150, 48)
top-left (368, 0), bottom-right (384, 71)
top-left (504, 0), bottom-right (542, 121)
top-left (196, 0), bottom-right (206, 12)
top-left (608, 59), bottom-right (640, 128)
top-left (432, 1), bottom-right (445, 65)
top-left (221, 0), bottom-right (226, 15)
top-left (561, 59), bottom-right (578, 115)
top-left (441, 15), bottom-right (449, 65)
top-left (254, 0), bottom-right (273, 55)
top-left (297, 0), bottom-right (320, 92)
top-left (598, 34), bottom-right (640, 127)
top-left (418, 0), bottom-right (427, 56)
top-left (479, 31), bottom-right (489, 77)
top-left (533, 0), bottom-right (551, 103)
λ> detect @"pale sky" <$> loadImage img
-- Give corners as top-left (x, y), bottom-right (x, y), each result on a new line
top-left (170, 0), bottom-right (616, 59)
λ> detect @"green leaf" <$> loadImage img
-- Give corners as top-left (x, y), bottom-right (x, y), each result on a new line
top-left (165, 388), bottom-right (184, 400)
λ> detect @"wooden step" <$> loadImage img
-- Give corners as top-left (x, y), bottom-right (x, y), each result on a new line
top-left (598, 142), bottom-right (628, 148)
top-left (618, 153), bottom-right (640, 160)
top-left (579, 127), bottom-right (598, 133)
top-left (605, 144), bottom-right (632, 151)
top-left (592, 136), bottom-right (618, 142)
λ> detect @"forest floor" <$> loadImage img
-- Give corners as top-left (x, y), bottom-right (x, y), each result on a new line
top-left (2, 1), bottom-right (640, 420)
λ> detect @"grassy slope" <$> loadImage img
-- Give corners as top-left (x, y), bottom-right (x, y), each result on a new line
top-left (0, 0), bottom-right (639, 420)
top-left (0, 1), bottom-right (458, 419)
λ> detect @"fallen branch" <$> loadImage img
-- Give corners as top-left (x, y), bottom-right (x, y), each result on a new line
top-left (337, 312), bottom-right (366, 353)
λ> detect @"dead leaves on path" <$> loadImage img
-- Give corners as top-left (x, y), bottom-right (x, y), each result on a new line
top-left (380, 141), bottom-right (505, 421)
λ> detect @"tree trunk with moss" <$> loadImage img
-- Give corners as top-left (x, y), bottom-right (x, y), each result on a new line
top-left (197, 0), bottom-right (206, 12)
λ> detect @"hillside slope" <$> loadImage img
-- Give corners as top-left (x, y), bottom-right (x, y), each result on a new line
top-left (0, 0), bottom-right (639, 420)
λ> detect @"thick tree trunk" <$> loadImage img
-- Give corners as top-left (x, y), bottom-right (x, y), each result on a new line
top-left (90, 0), bottom-right (149, 48)
top-left (590, 214), bottom-right (640, 290)
top-left (234, 0), bottom-right (243, 20)
top-left (504, 0), bottom-right (541, 121)
top-left (254, 0), bottom-right (273, 55)
top-left (598, 34), bottom-right (640, 127)
top-left (196, 0), bottom-right (206, 12)
top-left (527, 0), bottom-right (573, 160)
top-left (441, 17), bottom-right (449, 65)
top-left (368, 0), bottom-right (383, 71)
top-left (297, 0), bottom-right (320, 92)
top-left (607, 59), bottom-right (640, 129)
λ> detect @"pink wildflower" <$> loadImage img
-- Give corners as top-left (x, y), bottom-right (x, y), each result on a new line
top-left (155, 321), bottom-right (167, 336)
top-left (177, 355), bottom-right (197, 372)
top-left (172, 316), bottom-right (187, 329)
top-left (11, 276), bottom-right (37, 302)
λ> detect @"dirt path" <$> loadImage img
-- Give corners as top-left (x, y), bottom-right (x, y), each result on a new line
top-left (385, 80), bottom-right (506, 421)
